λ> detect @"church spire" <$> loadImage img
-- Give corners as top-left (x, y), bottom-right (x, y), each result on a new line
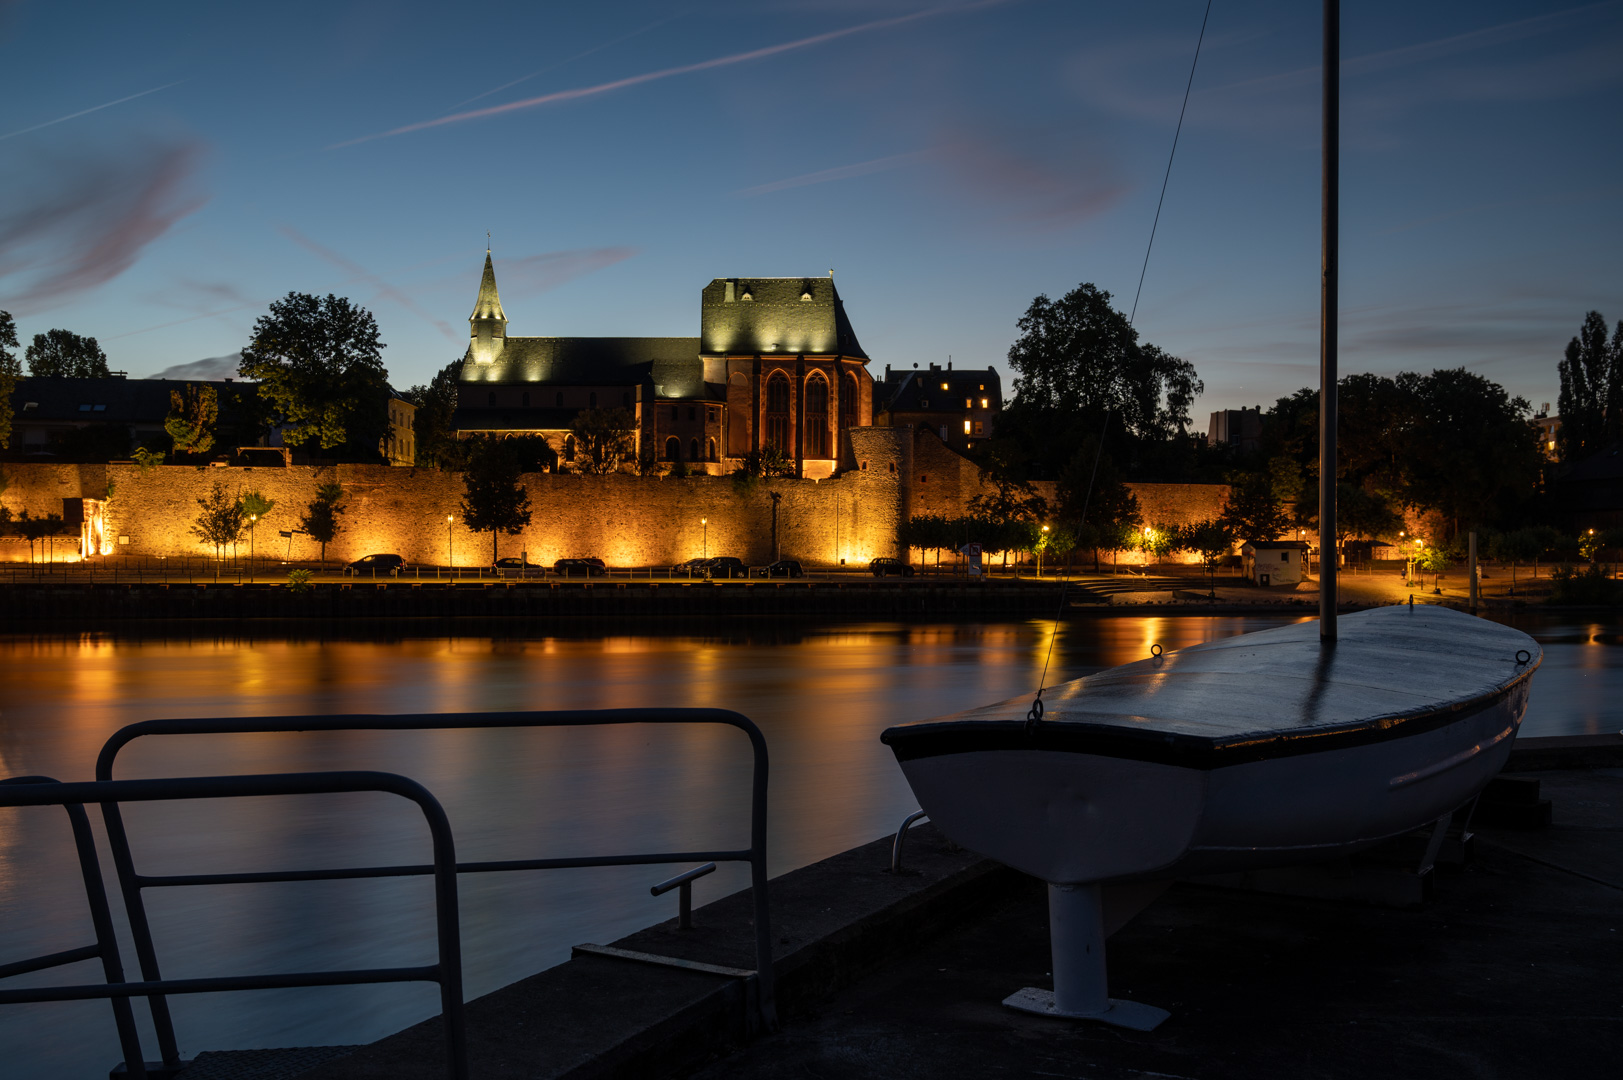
top-left (468, 248), bottom-right (507, 364)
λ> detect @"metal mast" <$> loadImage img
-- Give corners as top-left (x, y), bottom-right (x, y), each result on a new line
top-left (1320, 0), bottom-right (1340, 641)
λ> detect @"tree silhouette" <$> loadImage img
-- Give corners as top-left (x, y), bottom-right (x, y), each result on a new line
top-left (26, 329), bottom-right (110, 377)
top-left (460, 437), bottom-right (532, 563)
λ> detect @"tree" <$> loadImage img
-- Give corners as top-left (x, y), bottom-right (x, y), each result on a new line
top-left (460, 436), bottom-right (532, 562)
top-left (568, 407), bottom-right (635, 474)
top-left (1138, 524), bottom-right (1175, 567)
top-left (1398, 368), bottom-right (1541, 536)
top-left (26, 329), bottom-right (110, 378)
top-left (299, 483), bottom-right (347, 563)
top-left (191, 481), bottom-right (245, 567)
top-left (237, 293), bottom-right (389, 451)
top-left (0, 310), bottom-right (18, 450)
top-left (165, 384), bottom-right (218, 458)
top-left (1337, 483), bottom-right (1403, 542)
top-left (1177, 518), bottom-right (1235, 596)
top-left (1556, 310), bottom-right (1623, 461)
top-left (1220, 473), bottom-right (1289, 544)
top-left (405, 359), bottom-right (465, 469)
top-left (14, 510), bottom-right (65, 564)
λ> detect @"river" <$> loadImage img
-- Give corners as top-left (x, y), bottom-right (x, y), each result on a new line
top-left (0, 613), bottom-right (1615, 1078)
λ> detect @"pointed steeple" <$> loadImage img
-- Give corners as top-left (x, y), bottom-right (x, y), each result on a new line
top-left (468, 248), bottom-right (507, 364)
top-left (470, 249), bottom-right (507, 324)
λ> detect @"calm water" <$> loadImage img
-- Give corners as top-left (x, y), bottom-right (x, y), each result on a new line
top-left (0, 613), bottom-right (1616, 1079)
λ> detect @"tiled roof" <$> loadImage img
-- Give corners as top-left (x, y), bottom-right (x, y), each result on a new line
top-left (699, 277), bottom-right (867, 358)
top-left (877, 368), bottom-right (1000, 413)
top-left (459, 337), bottom-right (702, 385)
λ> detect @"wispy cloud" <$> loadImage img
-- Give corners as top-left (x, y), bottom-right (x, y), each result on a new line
top-left (0, 81), bottom-right (183, 143)
top-left (0, 139), bottom-right (207, 314)
top-left (495, 247), bottom-right (640, 296)
top-left (331, 1), bottom-right (1004, 149)
top-left (933, 123), bottom-right (1127, 227)
top-left (277, 225), bottom-right (459, 343)
top-left (735, 151), bottom-right (927, 197)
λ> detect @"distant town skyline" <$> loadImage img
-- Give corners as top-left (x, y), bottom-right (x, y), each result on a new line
top-left (1, 0), bottom-right (1618, 420)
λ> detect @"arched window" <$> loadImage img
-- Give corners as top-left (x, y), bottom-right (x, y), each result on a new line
top-left (707, 437), bottom-right (716, 461)
top-left (689, 437), bottom-right (700, 462)
top-left (665, 436), bottom-right (681, 462)
top-left (841, 372), bottom-right (860, 430)
top-left (563, 434), bottom-right (575, 462)
top-left (805, 373), bottom-right (829, 458)
top-left (671, 406), bottom-right (680, 422)
top-left (765, 372), bottom-right (791, 452)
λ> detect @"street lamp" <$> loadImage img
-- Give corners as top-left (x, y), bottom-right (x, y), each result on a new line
top-left (249, 514), bottom-right (257, 582)
top-left (1039, 523), bottom-right (1050, 578)
top-left (702, 517), bottom-right (708, 560)
top-left (447, 515), bottom-right (454, 571)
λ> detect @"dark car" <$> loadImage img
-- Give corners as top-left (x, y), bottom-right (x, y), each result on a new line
top-left (671, 557), bottom-right (710, 578)
top-left (707, 556), bottom-right (749, 579)
top-left (869, 557), bottom-right (916, 578)
top-left (495, 556), bottom-right (543, 578)
top-left (346, 553), bottom-right (407, 577)
top-left (759, 559), bottom-right (805, 578)
top-left (554, 558), bottom-right (607, 578)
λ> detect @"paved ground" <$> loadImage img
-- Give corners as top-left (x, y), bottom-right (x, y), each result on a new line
top-left (693, 768), bottom-right (1623, 1080)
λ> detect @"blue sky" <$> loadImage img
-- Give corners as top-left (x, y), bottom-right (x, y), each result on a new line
top-left (1, 0), bottom-right (1618, 420)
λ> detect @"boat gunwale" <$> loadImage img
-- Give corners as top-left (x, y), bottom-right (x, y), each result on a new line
top-left (881, 654), bottom-right (1539, 770)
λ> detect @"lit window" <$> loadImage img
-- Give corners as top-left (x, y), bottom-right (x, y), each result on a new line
top-left (963, 419), bottom-right (971, 434)
top-left (940, 382), bottom-right (948, 391)
top-left (973, 421), bottom-right (984, 436)
top-left (978, 384), bottom-right (984, 390)
top-left (964, 398), bottom-right (972, 408)
top-left (980, 398), bottom-right (988, 409)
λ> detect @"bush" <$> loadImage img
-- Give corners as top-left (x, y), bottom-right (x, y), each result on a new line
top-left (1549, 564), bottom-right (1623, 606)
top-left (287, 569), bottom-right (313, 594)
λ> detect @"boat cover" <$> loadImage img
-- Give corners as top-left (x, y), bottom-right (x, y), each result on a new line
top-left (882, 606), bottom-right (1541, 769)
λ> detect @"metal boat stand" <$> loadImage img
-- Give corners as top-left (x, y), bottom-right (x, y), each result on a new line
top-left (1003, 882), bottom-right (1171, 1032)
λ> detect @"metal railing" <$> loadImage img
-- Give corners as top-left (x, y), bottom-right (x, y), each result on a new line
top-left (95, 708), bottom-right (776, 1071)
top-left (0, 771), bottom-right (466, 1080)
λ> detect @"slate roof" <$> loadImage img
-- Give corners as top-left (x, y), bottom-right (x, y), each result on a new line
top-left (699, 277), bottom-right (868, 358)
top-left (459, 337), bottom-right (702, 386)
top-left (470, 251), bottom-right (506, 324)
top-left (9, 376), bottom-right (260, 424)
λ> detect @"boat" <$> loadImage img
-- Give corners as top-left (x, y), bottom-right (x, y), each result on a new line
top-left (879, 1), bottom-right (1545, 1030)
top-left (881, 605), bottom-right (1541, 1029)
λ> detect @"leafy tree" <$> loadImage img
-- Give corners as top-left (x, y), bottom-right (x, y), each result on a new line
top-left (1220, 473), bottom-right (1289, 544)
top-left (732, 447), bottom-right (795, 485)
top-left (14, 510), bottom-right (65, 563)
top-left (460, 436), bottom-right (532, 562)
top-left (26, 329), bottom-right (110, 377)
top-left (1397, 368), bottom-right (1541, 536)
top-left (1417, 545), bottom-right (1450, 592)
top-left (299, 483), bottom-right (347, 563)
top-left (238, 293), bottom-right (389, 451)
top-left (568, 407), bottom-right (635, 474)
top-left (1045, 523), bottom-right (1077, 574)
top-left (0, 310), bottom-right (18, 450)
top-left (241, 489), bottom-right (275, 522)
top-left (1177, 518), bottom-right (1235, 596)
top-left (1556, 310), bottom-right (1623, 461)
top-left (191, 480), bottom-right (245, 565)
top-left (970, 443), bottom-right (1048, 528)
top-left (1336, 483), bottom-right (1403, 542)
top-left (405, 359), bottom-right (465, 469)
top-left (1487, 529), bottom-right (1540, 591)
top-left (1138, 524), bottom-right (1175, 566)
top-left (165, 384), bottom-right (218, 458)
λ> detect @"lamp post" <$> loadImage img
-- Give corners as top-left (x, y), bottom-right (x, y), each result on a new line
top-left (1039, 524), bottom-right (1050, 578)
top-left (249, 514), bottom-right (257, 583)
top-left (702, 517), bottom-right (708, 560)
top-left (447, 515), bottom-right (454, 572)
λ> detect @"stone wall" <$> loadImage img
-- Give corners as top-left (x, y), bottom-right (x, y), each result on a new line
top-left (0, 431), bottom-right (913, 567)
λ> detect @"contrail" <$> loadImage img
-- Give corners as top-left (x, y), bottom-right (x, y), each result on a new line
top-left (735, 151), bottom-right (928, 197)
top-left (331, 1), bottom-right (1004, 149)
top-left (278, 225), bottom-right (460, 344)
top-left (0, 81), bottom-right (183, 143)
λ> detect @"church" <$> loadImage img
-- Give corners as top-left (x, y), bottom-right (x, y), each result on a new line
top-left (452, 253), bottom-right (876, 478)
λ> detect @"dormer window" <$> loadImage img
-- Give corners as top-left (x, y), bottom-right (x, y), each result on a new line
top-left (740, 291), bottom-right (753, 302)
top-left (920, 398), bottom-right (929, 408)
top-left (940, 382), bottom-right (949, 391)
top-left (800, 292), bottom-right (812, 302)
top-left (78, 404), bottom-right (91, 412)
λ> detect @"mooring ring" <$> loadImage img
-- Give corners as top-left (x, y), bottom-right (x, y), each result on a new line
top-left (1515, 649), bottom-right (1531, 665)
top-left (1150, 643), bottom-right (1163, 659)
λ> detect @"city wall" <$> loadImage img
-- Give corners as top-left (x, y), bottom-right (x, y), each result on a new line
top-left (0, 429), bottom-right (1228, 567)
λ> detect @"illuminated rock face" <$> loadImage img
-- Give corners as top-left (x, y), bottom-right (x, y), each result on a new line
top-left (453, 259), bottom-right (876, 478)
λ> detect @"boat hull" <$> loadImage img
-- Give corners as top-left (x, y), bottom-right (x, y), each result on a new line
top-left (896, 675), bottom-right (1530, 885)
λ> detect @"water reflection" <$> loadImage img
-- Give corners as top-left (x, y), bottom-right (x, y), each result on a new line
top-left (0, 613), bottom-right (1614, 1078)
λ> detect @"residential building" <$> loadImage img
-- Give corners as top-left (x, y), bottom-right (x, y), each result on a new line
top-left (873, 362), bottom-right (1001, 454)
top-left (1207, 407), bottom-right (1262, 452)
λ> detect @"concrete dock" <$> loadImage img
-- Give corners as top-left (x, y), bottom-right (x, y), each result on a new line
top-left (153, 736), bottom-right (1623, 1079)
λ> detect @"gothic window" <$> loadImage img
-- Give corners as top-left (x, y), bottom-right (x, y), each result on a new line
top-left (671, 406), bottom-right (679, 422)
top-left (665, 436), bottom-right (681, 462)
top-left (563, 435), bottom-right (575, 462)
top-left (690, 438), bottom-right (700, 462)
top-left (707, 437), bottom-right (716, 461)
top-left (841, 372), bottom-right (859, 430)
top-left (805, 373), bottom-right (829, 458)
top-left (688, 406), bottom-right (696, 421)
top-left (765, 372), bottom-right (791, 452)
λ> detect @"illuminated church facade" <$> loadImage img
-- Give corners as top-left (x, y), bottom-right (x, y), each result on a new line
top-left (453, 253), bottom-right (876, 477)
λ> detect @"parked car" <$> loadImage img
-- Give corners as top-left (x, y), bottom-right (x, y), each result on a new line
top-left (758, 559), bottom-right (805, 579)
top-left (869, 557), bottom-right (916, 578)
top-left (347, 553), bottom-right (407, 576)
top-left (707, 556), bottom-right (749, 579)
top-left (671, 557), bottom-right (710, 578)
top-left (554, 558), bottom-right (607, 577)
top-left (495, 556), bottom-right (543, 577)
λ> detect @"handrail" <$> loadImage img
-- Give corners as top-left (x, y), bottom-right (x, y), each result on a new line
top-left (95, 708), bottom-right (775, 1068)
top-left (0, 771), bottom-right (466, 1080)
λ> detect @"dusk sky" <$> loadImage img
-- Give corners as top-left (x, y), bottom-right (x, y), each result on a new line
top-left (1, 0), bottom-right (1618, 421)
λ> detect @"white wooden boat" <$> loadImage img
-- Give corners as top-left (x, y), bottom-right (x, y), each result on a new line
top-left (881, 604), bottom-right (1540, 1029)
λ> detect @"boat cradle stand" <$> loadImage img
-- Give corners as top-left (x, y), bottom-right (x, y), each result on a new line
top-left (1002, 882), bottom-right (1171, 1032)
